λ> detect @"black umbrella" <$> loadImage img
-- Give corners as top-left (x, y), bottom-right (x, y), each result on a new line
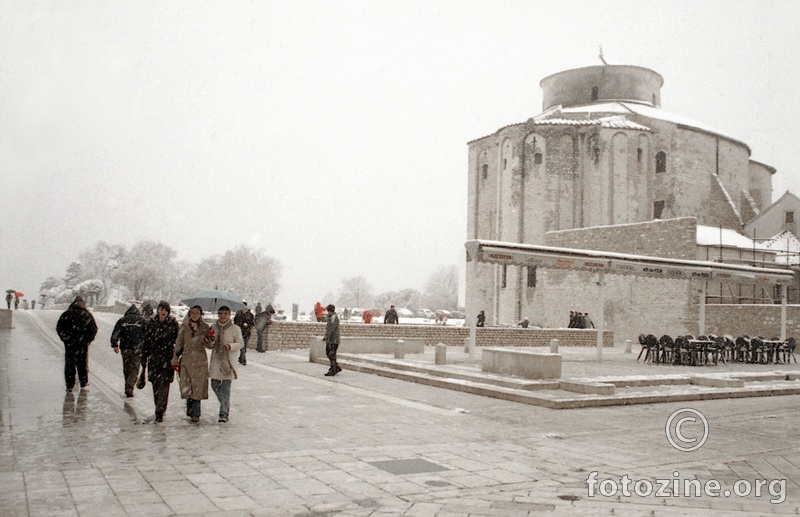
top-left (182, 289), bottom-right (245, 312)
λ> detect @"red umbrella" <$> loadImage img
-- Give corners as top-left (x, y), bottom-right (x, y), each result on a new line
top-left (14, 292), bottom-right (24, 297)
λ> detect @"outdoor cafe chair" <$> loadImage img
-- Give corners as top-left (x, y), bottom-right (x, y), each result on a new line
top-left (734, 336), bottom-right (751, 363)
top-left (636, 334), bottom-right (649, 362)
top-left (644, 334), bottom-right (659, 364)
top-left (658, 335), bottom-right (675, 364)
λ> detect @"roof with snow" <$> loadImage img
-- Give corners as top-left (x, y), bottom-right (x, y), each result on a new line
top-left (761, 231), bottom-right (800, 265)
top-left (696, 225), bottom-right (767, 250)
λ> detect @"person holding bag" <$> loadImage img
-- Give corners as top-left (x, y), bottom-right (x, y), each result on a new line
top-left (174, 305), bottom-right (211, 423)
top-left (206, 306), bottom-right (243, 423)
top-left (140, 301), bottom-right (179, 423)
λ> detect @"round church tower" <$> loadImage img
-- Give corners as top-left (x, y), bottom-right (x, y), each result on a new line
top-left (540, 65), bottom-right (664, 110)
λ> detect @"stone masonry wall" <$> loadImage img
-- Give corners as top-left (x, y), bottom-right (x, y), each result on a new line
top-left (705, 305), bottom-right (800, 339)
top-left (257, 321), bottom-right (613, 350)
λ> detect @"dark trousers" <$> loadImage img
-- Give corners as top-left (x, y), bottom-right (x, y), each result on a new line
top-left (187, 398), bottom-right (201, 418)
top-left (152, 380), bottom-right (171, 418)
top-left (256, 329), bottom-right (265, 352)
top-left (326, 342), bottom-right (339, 370)
top-left (239, 332), bottom-right (250, 362)
top-left (64, 344), bottom-right (89, 389)
top-left (121, 348), bottom-right (141, 395)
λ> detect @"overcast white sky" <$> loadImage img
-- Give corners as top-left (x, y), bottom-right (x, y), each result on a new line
top-left (1, 0), bottom-right (798, 309)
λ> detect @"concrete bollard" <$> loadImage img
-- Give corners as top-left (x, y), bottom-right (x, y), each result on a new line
top-left (464, 337), bottom-right (470, 353)
top-left (624, 340), bottom-right (632, 353)
top-left (549, 339), bottom-right (559, 353)
top-left (394, 340), bottom-right (405, 359)
top-left (435, 343), bottom-right (447, 365)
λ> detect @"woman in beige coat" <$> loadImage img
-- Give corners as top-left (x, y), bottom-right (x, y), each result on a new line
top-left (206, 306), bottom-right (243, 423)
top-left (175, 305), bottom-right (210, 423)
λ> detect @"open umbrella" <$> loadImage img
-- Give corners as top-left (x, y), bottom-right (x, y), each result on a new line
top-left (182, 289), bottom-right (245, 312)
top-left (14, 291), bottom-right (24, 298)
top-left (5, 289), bottom-right (16, 294)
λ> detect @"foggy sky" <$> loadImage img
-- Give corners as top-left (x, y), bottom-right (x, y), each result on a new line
top-left (2, 0), bottom-right (798, 309)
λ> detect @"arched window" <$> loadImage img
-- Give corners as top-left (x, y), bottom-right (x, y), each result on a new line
top-left (481, 164), bottom-right (488, 180)
top-left (655, 151), bottom-right (667, 173)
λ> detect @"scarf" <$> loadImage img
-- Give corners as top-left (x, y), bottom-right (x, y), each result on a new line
top-left (214, 319), bottom-right (233, 350)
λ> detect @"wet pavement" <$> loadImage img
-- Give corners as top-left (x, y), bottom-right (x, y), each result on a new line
top-left (2, 309), bottom-right (800, 516)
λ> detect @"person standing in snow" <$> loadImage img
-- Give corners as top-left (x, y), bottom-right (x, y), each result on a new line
top-left (384, 305), bottom-right (399, 324)
top-left (110, 304), bottom-right (146, 398)
top-left (254, 303), bottom-right (275, 352)
top-left (140, 301), bottom-right (179, 422)
top-left (206, 306), bottom-right (243, 423)
top-left (5, 292), bottom-right (11, 309)
top-left (174, 305), bottom-right (210, 423)
top-left (56, 296), bottom-right (98, 392)
top-left (323, 304), bottom-right (341, 376)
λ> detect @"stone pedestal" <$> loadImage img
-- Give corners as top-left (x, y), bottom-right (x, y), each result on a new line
top-left (435, 343), bottom-right (447, 365)
top-left (394, 340), bottom-right (405, 359)
top-left (0, 309), bottom-right (12, 329)
top-left (549, 339), bottom-right (559, 353)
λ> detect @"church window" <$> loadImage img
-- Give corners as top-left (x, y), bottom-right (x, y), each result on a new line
top-left (593, 147), bottom-right (600, 165)
top-left (527, 266), bottom-right (537, 288)
top-left (534, 153), bottom-right (542, 165)
top-left (653, 200), bottom-right (665, 219)
top-left (481, 164), bottom-right (488, 180)
top-left (655, 151), bottom-right (667, 173)
top-left (637, 148), bottom-right (643, 163)
top-left (786, 211), bottom-right (795, 224)
top-left (503, 158), bottom-right (507, 170)
top-left (591, 86), bottom-right (598, 101)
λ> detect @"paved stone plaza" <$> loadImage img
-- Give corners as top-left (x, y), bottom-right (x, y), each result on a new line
top-left (1, 310), bottom-right (799, 516)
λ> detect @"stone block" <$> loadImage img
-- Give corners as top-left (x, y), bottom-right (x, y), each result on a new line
top-left (481, 347), bottom-right (561, 380)
top-left (690, 376), bottom-right (745, 388)
top-left (0, 309), bottom-right (11, 329)
top-left (559, 381), bottom-right (615, 395)
top-left (435, 343), bottom-right (447, 365)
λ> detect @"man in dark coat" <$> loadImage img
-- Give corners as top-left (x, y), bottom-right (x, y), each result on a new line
top-left (111, 304), bottom-right (146, 398)
top-left (233, 303), bottom-right (255, 365)
top-left (384, 305), bottom-right (399, 324)
top-left (254, 303), bottom-right (275, 352)
top-left (56, 296), bottom-right (98, 392)
top-left (476, 310), bottom-right (486, 327)
top-left (323, 304), bottom-right (341, 376)
top-left (141, 301), bottom-right (179, 422)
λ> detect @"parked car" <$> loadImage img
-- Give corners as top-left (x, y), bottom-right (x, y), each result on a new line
top-left (415, 308), bottom-right (435, 319)
top-left (450, 311), bottom-right (465, 319)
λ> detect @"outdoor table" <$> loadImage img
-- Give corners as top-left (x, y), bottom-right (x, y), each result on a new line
top-left (687, 339), bottom-right (714, 366)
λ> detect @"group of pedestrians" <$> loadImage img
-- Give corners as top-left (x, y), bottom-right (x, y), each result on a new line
top-left (568, 311), bottom-right (594, 329)
top-left (56, 296), bottom-right (249, 424)
top-left (5, 291), bottom-right (33, 310)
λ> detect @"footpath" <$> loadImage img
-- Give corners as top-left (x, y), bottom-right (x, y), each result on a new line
top-left (1, 309), bottom-right (799, 516)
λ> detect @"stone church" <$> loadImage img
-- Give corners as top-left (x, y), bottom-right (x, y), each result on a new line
top-left (466, 63), bottom-right (783, 336)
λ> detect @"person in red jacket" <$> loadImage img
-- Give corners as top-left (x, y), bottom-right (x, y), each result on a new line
top-left (314, 302), bottom-right (326, 322)
top-left (362, 310), bottom-right (373, 324)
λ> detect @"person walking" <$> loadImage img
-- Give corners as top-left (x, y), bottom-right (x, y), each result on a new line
top-left (207, 306), bottom-right (243, 423)
top-left (14, 296), bottom-right (19, 310)
top-left (110, 304), bottom-right (146, 398)
top-left (141, 302), bottom-right (154, 319)
top-left (140, 301), bottom-right (179, 423)
top-left (254, 303), bottom-right (275, 352)
top-left (174, 305), bottom-right (210, 423)
top-left (323, 304), bottom-right (341, 376)
top-left (56, 296), bottom-right (98, 392)
top-left (22, 299), bottom-right (29, 310)
top-left (31, 300), bottom-right (36, 310)
top-left (476, 310), bottom-right (486, 327)
top-left (233, 302), bottom-right (255, 366)
top-left (254, 302), bottom-right (262, 318)
top-left (583, 312), bottom-right (595, 329)
top-left (517, 317), bottom-right (529, 328)
top-left (5, 292), bottom-right (11, 309)
top-left (362, 310), bottom-right (372, 324)
top-left (384, 305), bottom-right (399, 324)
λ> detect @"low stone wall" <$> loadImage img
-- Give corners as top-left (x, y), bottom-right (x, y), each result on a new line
top-left (261, 321), bottom-right (614, 350)
top-left (309, 337), bottom-right (426, 363)
top-left (0, 309), bottom-right (12, 329)
top-left (705, 304), bottom-right (800, 338)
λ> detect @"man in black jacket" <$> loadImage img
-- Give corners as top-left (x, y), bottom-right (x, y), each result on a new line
top-left (111, 304), bottom-right (146, 398)
top-left (254, 303), bottom-right (275, 352)
top-left (323, 304), bottom-right (341, 376)
top-left (141, 301), bottom-right (179, 422)
top-left (56, 296), bottom-right (98, 392)
top-left (234, 302), bottom-right (255, 365)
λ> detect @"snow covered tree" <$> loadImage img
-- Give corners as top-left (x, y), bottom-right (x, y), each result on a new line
top-left (375, 288), bottom-right (423, 311)
top-left (423, 265), bottom-right (459, 310)
top-left (194, 245), bottom-right (281, 304)
top-left (64, 262), bottom-right (83, 288)
top-left (114, 240), bottom-right (178, 300)
top-left (78, 241), bottom-right (123, 303)
top-left (337, 276), bottom-right (375, 308)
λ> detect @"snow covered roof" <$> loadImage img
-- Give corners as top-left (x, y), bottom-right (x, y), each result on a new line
top-left (761, 231), bottom-right (800, 265)
top-left (696, 225), bottom-right (765, 249)
top-left (531, 115), bottom-right (652, 132)
top-left (560, 101), bottom-right (748, 151)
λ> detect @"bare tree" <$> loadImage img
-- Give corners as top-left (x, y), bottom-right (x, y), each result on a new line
top-left (423, 265), bottom-right (459, 310)
top-left (337, 276), bottom-right (375, 308)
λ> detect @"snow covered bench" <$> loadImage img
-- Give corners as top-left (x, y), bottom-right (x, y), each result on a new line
top-left (309, 336), bottom-right (425, 363)
top-left (481, 347), bottom-right (562, 380)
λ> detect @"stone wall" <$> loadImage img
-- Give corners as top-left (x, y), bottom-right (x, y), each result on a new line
top-left (257, 321), bottom-right (613, 350)
top-left (705, 304), bottom-right (800, 339)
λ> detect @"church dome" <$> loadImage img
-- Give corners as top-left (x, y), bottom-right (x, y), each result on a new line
top-left (540, 65), bottom-right (664, 111)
